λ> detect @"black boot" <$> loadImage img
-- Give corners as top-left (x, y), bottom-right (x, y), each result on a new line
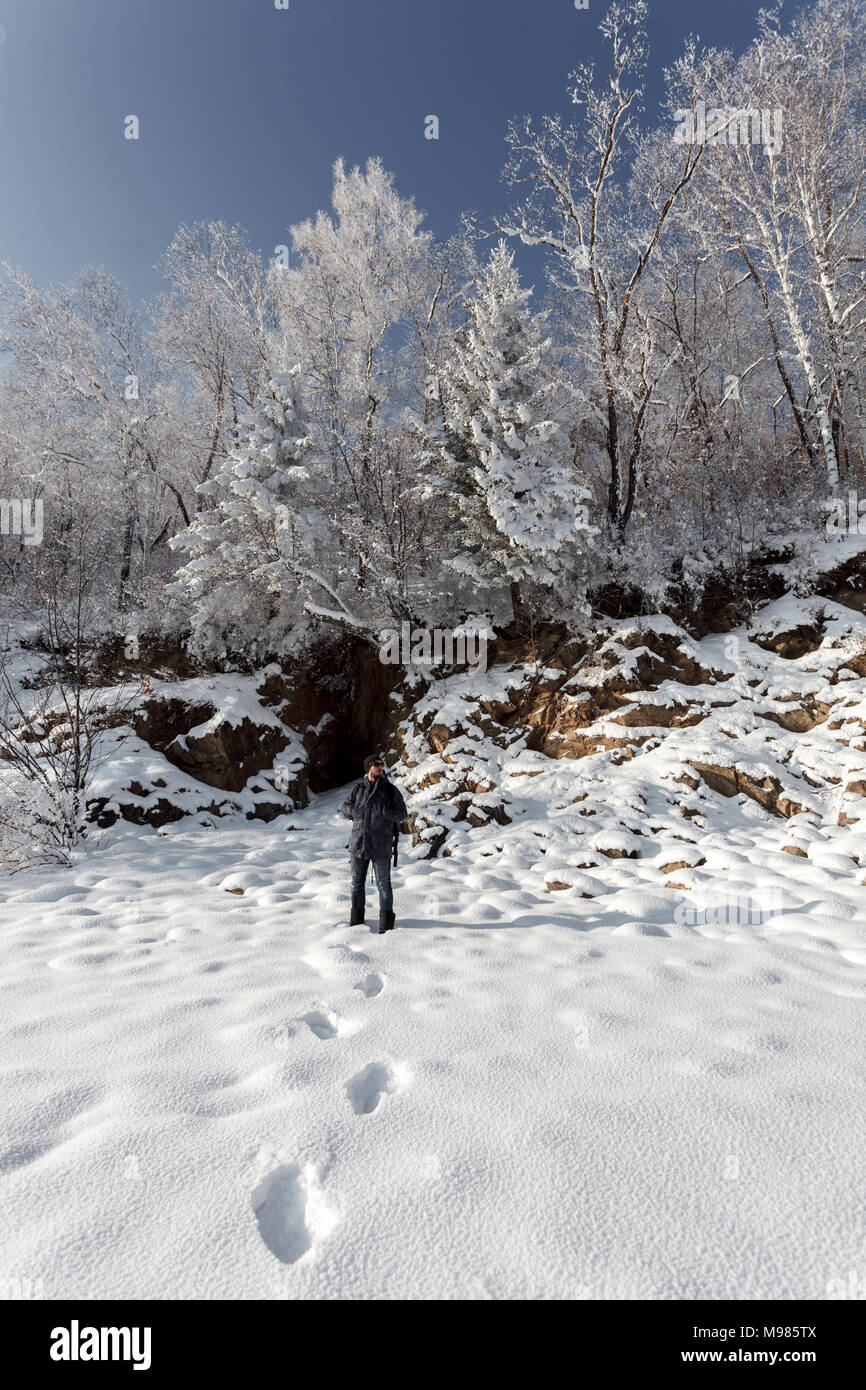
top-left (379, 909), bottom-right (395, 934)
top-left (350, 906), bottom-right (365, 926)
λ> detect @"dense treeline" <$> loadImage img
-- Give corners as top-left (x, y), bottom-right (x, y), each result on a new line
top-left (1, 0), bottom-right (864, 664)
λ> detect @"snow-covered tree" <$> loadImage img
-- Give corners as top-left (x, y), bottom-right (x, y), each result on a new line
top-left (501, 1), bottom-right (706, 539)
top-left (0, 264), bottom-right (184, 613)
top-left (672, 0), bottom-right (866, 491)
top-left (270, 157), bottom-right (476, 627)
top-left (168, 365), bottom-right (330, 662)
top-left (427, 241), bottom-right (593, 621)
top-left (273, 158), bottom-right (433, 496)
top-left (155, 220), bottom-right (276, 499)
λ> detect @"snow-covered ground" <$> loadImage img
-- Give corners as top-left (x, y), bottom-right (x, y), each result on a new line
top-left (1, 778), bottom-right (864, 1300)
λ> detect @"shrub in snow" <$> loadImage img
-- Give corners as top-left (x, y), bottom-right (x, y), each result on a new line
top-left (0, 688), bottom-right (104, 871)
top-left (0, 582), bottom-right (143, 869)
top-left (0, 773), bottom-right (86, 870)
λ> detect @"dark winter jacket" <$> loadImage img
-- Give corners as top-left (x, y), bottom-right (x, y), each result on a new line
top-left (341, 775), bottom-right (408, 859)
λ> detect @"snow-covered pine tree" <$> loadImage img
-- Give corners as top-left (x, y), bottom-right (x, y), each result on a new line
top-left (428, 241), bottom-right (593, 621)
top-left (168, 364), bottom-right (328, 662)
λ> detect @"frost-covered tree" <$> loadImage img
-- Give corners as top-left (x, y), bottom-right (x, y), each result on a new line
top-left (427, 241), bottom-right (593, 621)
top-left (673, 0), bottom-right (866, 490)
top-left (168, 365), bottom-right (331, 662)
top-left (501, 1), bottom-right (706, 539)
top-left (756, 0), bottom-right (866, 479)
top-left (0, 264), bottom-right (184, 613)
top-left (154, 220), bottom-right (276, 498)
top-left (270, 157), bottom-right (476, 627)
top-left (273, 158), bottom-right (433, 499)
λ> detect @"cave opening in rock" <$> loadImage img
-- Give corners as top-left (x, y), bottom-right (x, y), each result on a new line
top-left (267, 634), bottom-right (403, 794)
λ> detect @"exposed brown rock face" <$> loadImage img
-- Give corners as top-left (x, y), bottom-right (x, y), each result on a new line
top-left (459, 628), bottom-right (730, 767)
top-left (463, 803), bottom-right (511, 828)
top-left (134, 698), bottom-right (217, 753)
top-left (130, 694), bottom-right (308, 811)
top-left (427, 724), bottom-right (453, 753)
top-left (405, 812), bottom-right (447, 857)
top-left (164, 717), bottom-right (291, 793)
top-left (751, 623), bottom-right (825, 658)
top-left (817, 550), bottom-right (866, 612)
top-left (386, 612), bottom-right (854, 857)
top-left (626, 632), bottom-right (722, 687)
top-left (664, 563), bottom-right (788, 638)
top-left (76, 556), bottom-right (866, 845)
top-left (759, 703), bottom-right (831, 732)
top-left (687, 762), bottom-right (806, 818)
top-left (89, 795), bottom-right (192, 830)
top-left (122, 633), bottom-right (403, 817)
top-left (611, 703), bottom-right (710, 729)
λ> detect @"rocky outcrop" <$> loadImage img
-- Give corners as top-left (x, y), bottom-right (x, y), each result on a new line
top-left (751, 623), bottom-right (825, 659)
top-left (758, 701), bottom-right (831, 733)
top-left (75, 552), bottom-right (866, 848)
top-left (686, 762), bottom-right (807, 818)
top-left (383, 595), bottom-right (866, 855)
top-left (164, 715), bottom-right (291, 793)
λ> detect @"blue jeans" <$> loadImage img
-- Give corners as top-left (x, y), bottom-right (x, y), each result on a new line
top-left (350, 854), bottom-right (393, 914)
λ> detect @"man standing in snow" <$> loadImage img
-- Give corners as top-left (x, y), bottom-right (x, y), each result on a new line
top-left (341, 755), bottom-right (408, 933)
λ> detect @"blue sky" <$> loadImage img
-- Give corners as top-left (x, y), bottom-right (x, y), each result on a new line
top-left (0, 0), bottom-right (770, 304)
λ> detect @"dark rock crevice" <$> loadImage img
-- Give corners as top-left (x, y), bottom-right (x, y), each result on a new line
top-left (257, 635), bottom-right (405, 792)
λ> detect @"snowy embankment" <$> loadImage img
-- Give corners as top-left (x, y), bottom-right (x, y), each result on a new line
top-left (1, 759), bottom-right (864, 1299)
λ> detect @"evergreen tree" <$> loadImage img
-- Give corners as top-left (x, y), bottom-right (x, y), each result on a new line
top-left (169, 365), bottom-right (328, 661)
top-left (429, 241), bottom-right (593, 620)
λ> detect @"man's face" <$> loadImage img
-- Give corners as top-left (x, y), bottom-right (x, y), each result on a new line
top-left (367, 760), bottom-right (384, 780)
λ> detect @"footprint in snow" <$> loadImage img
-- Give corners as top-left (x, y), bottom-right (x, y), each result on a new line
top-left (345, 1061), bottom-right (406, 1115)
top-left (299, 1009), bottom-right (341, 1040)
top-left (353, 972), bottom-right (385, 998)
top-left (252, 1162), bottom-right (337, 1265)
